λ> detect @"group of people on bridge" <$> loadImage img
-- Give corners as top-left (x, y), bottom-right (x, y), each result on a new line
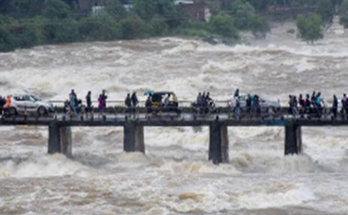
top-left (1, 88), bottom-right (348, 120)
top-left (288, 92), bottom-right (348, 118)
top-left (66, 89), bottom-right (108, 115)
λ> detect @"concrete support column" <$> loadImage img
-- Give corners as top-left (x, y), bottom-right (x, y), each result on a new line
top-left (285, 122), bottom-right (302, 155)
top-left (135, 126), bottom-right (145, 153)
top-left (48, 125), bottom-right (72, 157)
top-left (209, 122), bottom-right (222, 164)
top-left (221, 126), bottom-right (229, 163)
top-left (124, 121), bottom-right (145, 153)
top-left (48, 125), bottom-right (61, 154)
top-left (60, 127), bottom-right (72, 158)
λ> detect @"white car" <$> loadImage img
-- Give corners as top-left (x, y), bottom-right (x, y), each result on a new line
top-left (9, 94), bottom-right (54, 115)
top-left (228, 94), bottom-right (281, 113)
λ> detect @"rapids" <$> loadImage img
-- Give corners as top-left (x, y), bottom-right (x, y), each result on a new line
top-left (0, 19), bottom-right (348, 214)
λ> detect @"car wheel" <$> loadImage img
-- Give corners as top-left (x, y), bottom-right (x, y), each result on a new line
top-left (9, 107), bottom-right (17, 115)
top-left (38, 106), bottom-right (47, 115)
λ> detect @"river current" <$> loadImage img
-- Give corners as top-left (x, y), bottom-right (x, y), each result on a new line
top-left (0, 20), bottom-right (348, 215)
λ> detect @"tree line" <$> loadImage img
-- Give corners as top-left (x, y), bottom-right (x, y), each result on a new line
top-left (0, 0), bottom-right (271, 52)
top-left (1, 0), bottom-right (348, 52)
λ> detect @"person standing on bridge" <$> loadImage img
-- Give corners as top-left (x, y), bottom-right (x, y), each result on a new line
top-left (292, 96), bottom-right (298, 116)
top-left (254, 95), bottom-right (260, 116)
top-left (131, 92), bottom-right (139, 113)
top-left (2, 95), bottom-right (11, 116)
top-left (86, 91), bottom-right (92, 114)
top-left (205, 92), bottom-right (211, 101)
top-left (234, 89), bottom-right (239, 98)
top-left (315, 92), bottom-right (323, 117)
top-left (332, 95), bottom-right (338, 118)
top-left (299, 94), bottom-right (305, 115)
top-left (342, 94), bottom-right (347, 116)
top-left (69, 90), bottom-right (77, 115)
top-left (197, 92), bottom-right (202, 104)
top-left (125, 93), bottom-right (132, 114)
top-left (145, 95), bottom-right (152, 114)
top-left (311, 91), bottom-right (316, 105)
top-left (234, 97), bottom-right (241, 119)
top-left (101, 90), bottom-right (108, 109)
top-left (288, 95), bottom-right (292, 114)
top-left (246, 94), bottom-right (252, 117)
top-left (98, 94), bottom-right (105, 116)
top-left (305, 94), bottom-right (311, 114)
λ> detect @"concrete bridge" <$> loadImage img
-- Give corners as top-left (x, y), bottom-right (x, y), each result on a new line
top-left (1, 111), bottom-right (347, 164)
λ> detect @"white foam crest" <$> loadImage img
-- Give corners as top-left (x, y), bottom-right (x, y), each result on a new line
top-left (198, 38), bottom-right (348, 58)
top-left (145, 127), bottom-right (208, 151)
top-left (141, 207), bottom-right (170, 215)
top-left (237, 184), bottom-right (316, 209)
top-left (303, 129), bottom-right (348, 161)
top-left (160, 160), bottom-right (240, 175)
top-left (115, 152), bottom-right (150, 164)
top-left (170, 191), bottom-right (233, 213)
top-left (0, 154), bottom-right (94, 178)
top-left (162, 40), bottom-right (200, 55)
top-left (229, 150), bottom-right (318, 173)
top-left (268, 154), bottom-right (318, 173)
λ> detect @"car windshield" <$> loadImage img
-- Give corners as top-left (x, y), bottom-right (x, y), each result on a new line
top-left (30, 95), bottom-right (41, 102)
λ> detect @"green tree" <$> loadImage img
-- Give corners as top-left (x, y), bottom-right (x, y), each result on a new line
top-left (42, 0), bottom-right (71, 20)
top-left (149, 15), bottom-right (168, 36)
top-left (339, 0), bottom-right (348, 28)
top-left (0, 28), bottom-right (17, 52)
top-left (245, 0), bottom-right (270, 11)
top-left (121, 15), bottom-right (150, 39)
top-left (8, 0), bottom-right (43, 18)
top-left (133, 0), bottom-right (159, 20)
top-left (210, 14), bottom-right (239, 39)
top-left (79, 15), bottom-right (122, 41)
top-left (296, 13), bottom-right (323, 43)
top-left (45, 20), bottom-right (79, 43)
top-left (16, 22), bottom-right (45, 48)
top-left (157, 1), bottom-right (183, 28)
top-left (227, 0), bottom-right (256, 30)
top-left (250, 16), bottom-right (270, 39)
top-left (104, 0), bottom-right (127, 21)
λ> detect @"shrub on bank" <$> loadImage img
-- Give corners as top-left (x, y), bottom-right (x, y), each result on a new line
top-left (0, 28), bottom-right (17, 52)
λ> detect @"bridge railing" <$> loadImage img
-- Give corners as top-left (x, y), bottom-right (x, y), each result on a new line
top-left (48, 100), bottom-right (231, 108)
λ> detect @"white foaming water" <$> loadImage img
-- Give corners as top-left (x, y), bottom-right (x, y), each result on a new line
top-left (1, 19), bottom-right (348, 214)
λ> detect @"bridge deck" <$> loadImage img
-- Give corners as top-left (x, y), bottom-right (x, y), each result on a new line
top-left (1, 113), bottom-right (348, 127)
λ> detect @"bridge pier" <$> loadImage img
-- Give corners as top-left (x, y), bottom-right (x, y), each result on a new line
top-left (124, 121), bottom-right (145, 153)
top-left (221, 126), bottom-right (229, 163)
top-left (209, 123), bottom-right (229, 164)
top-left (284, 122), bottom-right (302, 155)
top-left (48, 125), bottom-right (72, 157)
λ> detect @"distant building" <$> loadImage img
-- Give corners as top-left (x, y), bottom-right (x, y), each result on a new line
top-left (178, 2), bottom-right (211, 22)
top-left (74, 0), bottom-right (106, 13)
top-left (92, 5), bottom-right (105, 15)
